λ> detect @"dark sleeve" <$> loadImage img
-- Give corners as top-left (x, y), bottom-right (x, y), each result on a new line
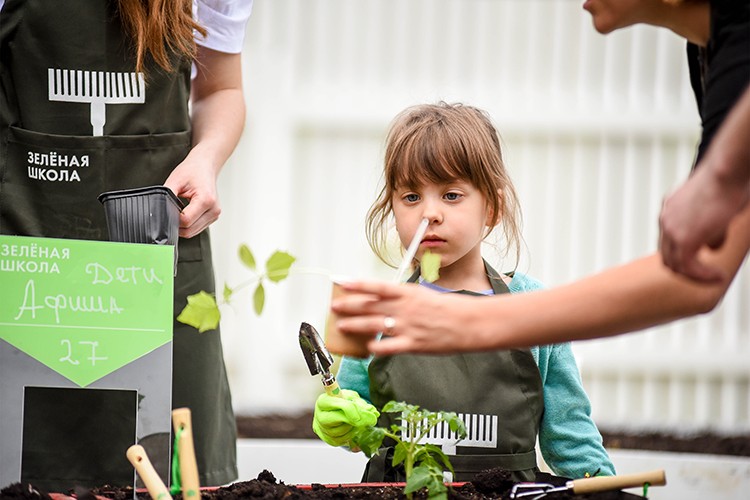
top-left (694, 0), bottom-right (750, 165)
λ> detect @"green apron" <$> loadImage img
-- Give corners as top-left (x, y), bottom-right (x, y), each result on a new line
top-left (365, 261), bottom-right (543, 483)
top-left (0, 0), bottom-right (237, 485)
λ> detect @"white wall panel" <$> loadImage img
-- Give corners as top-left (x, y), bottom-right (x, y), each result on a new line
top-left (209, 0), bottom-right (750, 435)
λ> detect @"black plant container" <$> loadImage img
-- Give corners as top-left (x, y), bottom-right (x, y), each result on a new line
top-left (98, 186), bottom-right (183, 272)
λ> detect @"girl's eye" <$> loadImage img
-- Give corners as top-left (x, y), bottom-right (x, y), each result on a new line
top-left (445, 192), bottom-right (462, 201)
top-left (404, 193), bottom-right (420, 203)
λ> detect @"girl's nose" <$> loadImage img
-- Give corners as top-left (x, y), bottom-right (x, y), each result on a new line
top-left (422, 200), bottom-right (443, 224)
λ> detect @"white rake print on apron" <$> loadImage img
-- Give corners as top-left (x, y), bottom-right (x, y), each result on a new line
top-left (48, 68), bottom-right (145, 136)
top-left (402, 412), bottom-right (498, 455)
top-left (402, 412), bottom-right (498, 482)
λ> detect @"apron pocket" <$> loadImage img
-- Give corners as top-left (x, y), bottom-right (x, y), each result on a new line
top-left (1, 126), bottom-right (190, 240)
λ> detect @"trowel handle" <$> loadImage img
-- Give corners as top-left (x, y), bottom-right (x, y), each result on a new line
top-left (571, 469), bottom-right (666, 494)
top-left (324, 378), bottom-right (342, 397)
top-left (172, 408), bottom-right (201, 498)
top-left (126, 445), bottom-right (172, 500)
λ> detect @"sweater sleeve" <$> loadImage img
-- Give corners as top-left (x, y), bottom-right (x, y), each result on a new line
top-left (536, 343), bottom-right (616, 478)
top-left (511, 273), bottom-right (615, 477)
top-left (336, 355), bottom-right (373, 404)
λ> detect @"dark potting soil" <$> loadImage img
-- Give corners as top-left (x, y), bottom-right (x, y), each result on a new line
top-left (1, 469), bottom-right (647, 500)
top-left (236, 411), bottom-right (750, 457)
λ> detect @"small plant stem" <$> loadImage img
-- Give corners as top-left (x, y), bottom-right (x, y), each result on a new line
top-left (223, 266), bottom-right (334, 304)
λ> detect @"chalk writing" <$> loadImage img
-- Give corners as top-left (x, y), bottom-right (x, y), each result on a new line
top-left (14, 279), bottom-right (125, 324)
top-left (85, 263), bottom-right (164, 285)
top-left (60, 339), bottom-right (108, 366)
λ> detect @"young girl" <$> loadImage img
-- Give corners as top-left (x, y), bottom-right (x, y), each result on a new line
top-left (313, 102), bottom-right (615, 482)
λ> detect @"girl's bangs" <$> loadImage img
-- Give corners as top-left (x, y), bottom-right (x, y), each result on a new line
top-left (391, 131), bottom-right (472, 189)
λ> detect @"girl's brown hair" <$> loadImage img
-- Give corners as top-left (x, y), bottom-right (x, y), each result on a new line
top-left (366, 102), bottom-right (523, 269)
top-left (117, 0), bottom-right (207, 74)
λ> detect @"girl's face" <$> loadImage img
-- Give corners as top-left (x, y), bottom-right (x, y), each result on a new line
top-left (582, 0), bottom-right (655, 34)
top-left (392, 179), bottom-right (494, 283)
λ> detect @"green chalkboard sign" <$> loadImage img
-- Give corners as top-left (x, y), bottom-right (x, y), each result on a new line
top-left (0, 235), bottom-right (173, 387)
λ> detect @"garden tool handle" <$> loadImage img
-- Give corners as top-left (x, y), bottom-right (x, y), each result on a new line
top-left (324, 378), bottom-right (342, 397)
top-left (126, 445), bottom-right (172, 500)
top-left (172, 408), bottom-right (201, 498)
top-left (571, 469), bottom-right (666, 494)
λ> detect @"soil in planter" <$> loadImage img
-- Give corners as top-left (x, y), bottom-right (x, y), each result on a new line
top-left (1, 468), bottom-right (648, 500)
top-left (236, 411), bottom-right (750, 457)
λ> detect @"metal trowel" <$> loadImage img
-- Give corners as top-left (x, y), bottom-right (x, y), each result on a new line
top-left (510, 469), bottom-right (666, 499)
top-left (299, 322), bottom-right (342, 396)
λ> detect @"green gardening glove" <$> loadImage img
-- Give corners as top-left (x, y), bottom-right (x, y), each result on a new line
top-left (312, 389), bottom-right (380, 447)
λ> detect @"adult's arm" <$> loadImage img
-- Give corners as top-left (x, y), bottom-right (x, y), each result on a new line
top-left (659, 84), bottom-right (750, 281)
top-left (333, 207), bottom-right (750, 354)
top-left (164, 46), bottom-right (246, 238)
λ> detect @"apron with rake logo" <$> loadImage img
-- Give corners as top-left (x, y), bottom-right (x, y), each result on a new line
top-left (0, 0), bottom-right (237, 485)
top-left (366, 261), bottom-right (544, 483)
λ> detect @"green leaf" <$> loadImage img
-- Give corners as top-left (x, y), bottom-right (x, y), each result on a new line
top-left (404, 466), bottom-right (432, 494)
top-left (392, 442), bottom-right (408, 467)
top-left (383, 401), bottom-right (412, 414)
top-left (447, 415), bottom-right (467, 438)
top-left (265, 251), bottom-right (296, 283)
top-left (176, 291), bottom-right (221, 333)
top-left (352, 427), bottom-right (385, 458)
top-left (424, 445), bottom-right (453, 472)
top-left (253, 282), bottom-right (265, 315)
top-left (404, 465), bottom-right (443, 495)
top-left (420, 250), bottom-right (440, 283)
top-left (223, 283), bottom-right (233, 304)
top-left (238, 244), bottom-right (256, 270)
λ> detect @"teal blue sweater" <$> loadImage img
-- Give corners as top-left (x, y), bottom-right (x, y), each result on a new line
top-left (337, 272), bottom-right (616, 479)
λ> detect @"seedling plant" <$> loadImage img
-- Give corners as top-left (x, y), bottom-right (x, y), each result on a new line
top-left (177, 243), bottom-right (441, 333)
top-left (177, 244), bottom-right (297, 332)
top-left (352, 401), bottom-right (467, 500)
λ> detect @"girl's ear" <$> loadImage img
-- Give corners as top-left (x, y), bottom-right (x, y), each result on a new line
top-left (486, 188), bottom-right (503, 227)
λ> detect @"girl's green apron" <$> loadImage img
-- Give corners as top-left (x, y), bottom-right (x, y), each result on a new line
top-left (0, 0), bottom-right (236, 485)
top-left (366, 262), bottom-right (543, 483)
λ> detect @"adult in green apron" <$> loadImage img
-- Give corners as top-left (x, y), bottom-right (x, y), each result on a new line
top-left (0, 0), bottom-right (238, 485)
top-left (362, 263), bottom-right (543, 483)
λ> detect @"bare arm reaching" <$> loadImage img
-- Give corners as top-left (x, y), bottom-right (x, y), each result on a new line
top-left (333, 206), bottom-right (750, 354)
top-left (164, 46), bottom-right (246, 239)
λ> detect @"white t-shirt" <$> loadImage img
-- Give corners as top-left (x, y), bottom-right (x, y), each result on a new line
top-left (0, 0), bottom-right (253, 54)
top-left (194, 0), bottom-right (253, 53)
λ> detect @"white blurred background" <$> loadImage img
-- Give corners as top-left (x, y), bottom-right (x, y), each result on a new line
top-left (210, 0), bottom-right (749, 436)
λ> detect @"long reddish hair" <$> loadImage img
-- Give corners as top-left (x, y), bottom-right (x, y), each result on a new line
top-left (117, 0), bottom-right (207, 73)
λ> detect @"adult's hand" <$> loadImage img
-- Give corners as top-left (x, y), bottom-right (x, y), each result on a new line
top-left (659, 85), bottom-right (750, 282)
top-left (658, 167), bottom-right (747, 282)
top-left (332, 280), bottom-right (482, 355)
top-left (164, 152), bottom-right (221, 239)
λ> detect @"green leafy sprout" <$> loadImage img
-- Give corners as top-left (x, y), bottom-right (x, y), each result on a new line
top-left (352, 401), bottom-right (467, 500)
top-left (177, 245), bottom-right (440, 333)
top-left (420, 250), bottom-right (440, 283)
top-left (176, 244), bottom-right (296, 332)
